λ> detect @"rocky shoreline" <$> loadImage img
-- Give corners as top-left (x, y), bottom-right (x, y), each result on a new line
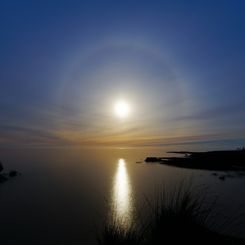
top-left (145, 149), bottom-right (245, 171)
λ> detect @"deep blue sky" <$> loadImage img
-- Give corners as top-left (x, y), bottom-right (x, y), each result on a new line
top-left (1, 0), bottom-right (245, 147)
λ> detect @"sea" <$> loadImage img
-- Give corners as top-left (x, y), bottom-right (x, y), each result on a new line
top-left (0, 146), bottom-right (245, 244)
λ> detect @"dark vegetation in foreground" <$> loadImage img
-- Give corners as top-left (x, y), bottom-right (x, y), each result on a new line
top-left (98, 183), bottom-right (245, 245)
top-left (145, 148), bottom-right (245, 171)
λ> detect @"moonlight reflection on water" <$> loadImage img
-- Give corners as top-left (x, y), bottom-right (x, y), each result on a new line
top-left (111, 158), bottom-right (134, 229)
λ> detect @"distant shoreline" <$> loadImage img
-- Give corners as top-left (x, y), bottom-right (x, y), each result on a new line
top-left (145, 149), bottom-right (245, 171)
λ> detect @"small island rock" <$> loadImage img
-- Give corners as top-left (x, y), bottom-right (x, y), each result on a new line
top-left (9, 170), bottom-right (18, 177)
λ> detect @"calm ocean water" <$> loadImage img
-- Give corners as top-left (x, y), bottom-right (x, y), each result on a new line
top-left (0, 147), bottom-right (245, 244)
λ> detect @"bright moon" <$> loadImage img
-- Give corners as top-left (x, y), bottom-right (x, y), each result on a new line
top-left (114, 101), bottom-right (130, 118)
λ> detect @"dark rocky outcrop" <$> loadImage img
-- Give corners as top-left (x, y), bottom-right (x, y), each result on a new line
top-left (9, 170), bottom-right (18, 177)
top-left (145, 157), bottom-right (162, 162)
top-left (0, 161), bottom-right (19, 182)
top-left (145, 149), bottom-right (245, 171)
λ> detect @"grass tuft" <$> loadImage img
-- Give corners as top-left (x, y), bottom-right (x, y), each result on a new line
top-left (98, 181), bottom-right (245, 244)
top-left (97, 219), bottom-right (143, 245)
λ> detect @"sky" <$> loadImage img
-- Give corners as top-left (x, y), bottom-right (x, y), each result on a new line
top-left (1, 0), bottom-right (245, 148)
